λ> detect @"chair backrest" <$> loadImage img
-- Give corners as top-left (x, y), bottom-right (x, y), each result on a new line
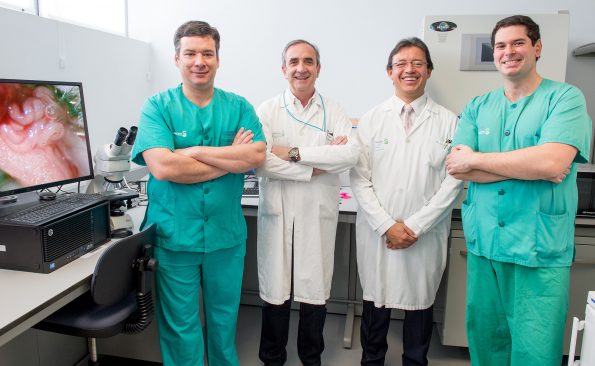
top-left (90, 224), bottom-right (156, 305)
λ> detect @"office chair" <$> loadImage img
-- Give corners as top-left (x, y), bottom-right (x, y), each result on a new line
top-left (35, 224), bottom-right (157, 365)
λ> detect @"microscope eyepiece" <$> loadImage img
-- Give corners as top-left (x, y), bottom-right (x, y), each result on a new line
top-left (114, 127), bottom-right (128, 146)
top-left (126, 126), bottom-right (138, 146)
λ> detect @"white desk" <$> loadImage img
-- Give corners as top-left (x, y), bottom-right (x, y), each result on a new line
top-left (0, 247), bottom-right (102, 347)
top-left (0, 206), bottom-right (146, 348)
top-left (241, 186), bottom-right (357, 219)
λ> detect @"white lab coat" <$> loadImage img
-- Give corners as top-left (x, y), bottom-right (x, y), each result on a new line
top-left (350, 95), bottom-right (463, 310)
top-left (256, 89), bottom-right (359, 305)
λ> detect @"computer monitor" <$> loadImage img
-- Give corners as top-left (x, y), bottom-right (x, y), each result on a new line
top-left (0, 79), bottom-right (94, 201)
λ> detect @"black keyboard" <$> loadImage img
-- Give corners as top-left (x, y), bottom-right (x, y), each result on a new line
top-left (0, 193), bottom-right (106, 225)
top-left (243, 186), bottom-right (259, 197)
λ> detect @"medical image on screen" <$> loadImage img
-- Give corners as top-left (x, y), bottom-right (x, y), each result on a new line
top-left (0, 82), bottom-right (92, 193)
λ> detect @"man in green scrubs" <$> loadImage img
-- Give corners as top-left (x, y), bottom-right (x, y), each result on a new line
top-left (446, 15), bottom-right (592, 366)
top-left (131, 21), bottom-right (265, 366)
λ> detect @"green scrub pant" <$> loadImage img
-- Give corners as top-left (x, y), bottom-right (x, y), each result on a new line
top-left (466, 252), bottom-right (569, 366)
top-left (154, 244), bottom-right (245, 366)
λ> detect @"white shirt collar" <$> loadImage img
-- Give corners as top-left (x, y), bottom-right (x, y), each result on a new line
top-left (283, 88), bottom-right (320, 111)
top-left (392, 94), bottom-right (428, 114)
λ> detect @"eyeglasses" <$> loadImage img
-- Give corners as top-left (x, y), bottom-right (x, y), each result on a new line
top-left (391, 61), bottom-right (428, 69)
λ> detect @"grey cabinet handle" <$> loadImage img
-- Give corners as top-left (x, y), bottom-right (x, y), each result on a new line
top-left (459, 250), bottom-right (467, 257)
top-left (574, 258), bottom-right (595, 265)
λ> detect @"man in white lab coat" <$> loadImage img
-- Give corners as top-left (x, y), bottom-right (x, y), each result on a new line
top-left (350, 37), bottom-right (462, 366)
top-left (255, 39), bottom-right (359, 366)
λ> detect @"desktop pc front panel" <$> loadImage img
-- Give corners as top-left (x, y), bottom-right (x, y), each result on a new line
top-left (0, 200), bottom-right (110, 273)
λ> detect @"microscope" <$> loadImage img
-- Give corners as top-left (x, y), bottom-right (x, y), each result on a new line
top-left (87, 126), bottom-right (140, 237)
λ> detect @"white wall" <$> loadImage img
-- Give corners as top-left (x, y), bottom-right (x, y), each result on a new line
top-left (129, 0), bottom-right (595, 116)
top-left (424, 13), bottom-right (569, 114)
top-left (127, 0), bottom-right (595, 124)
top-left (2, 1), bottom-right (592, 150)
top-left (0, 7), bottom-right (152, 154)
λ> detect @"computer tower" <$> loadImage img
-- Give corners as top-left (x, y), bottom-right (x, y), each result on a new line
top-left (0, 201), bottom-right (110, 273)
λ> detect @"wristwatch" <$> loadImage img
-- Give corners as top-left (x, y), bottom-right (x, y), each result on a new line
top-left (288, 147), bottom-right (301, 162)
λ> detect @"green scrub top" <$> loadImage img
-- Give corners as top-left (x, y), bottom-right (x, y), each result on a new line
top-left (453, 79), bottom-right (592, 267)
top-left (131, 85), bottom-right (265, 253)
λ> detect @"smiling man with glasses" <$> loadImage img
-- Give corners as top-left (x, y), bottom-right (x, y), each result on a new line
top-left (391, 60), bottom-right (428, 69)
top-left (350, 37), bottom-right (462, 366)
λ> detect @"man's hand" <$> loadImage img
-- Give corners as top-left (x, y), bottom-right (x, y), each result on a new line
top-left (546, 165), bottom-right (571, 183)
top-left (312, 168), bottom-right (326, 176)
top-left (310, 135), bottom-right (347, 175)
top-left (448, 142), bottom-right (576, 182)
top-left (450, 170), bottom-right (507, 183)
top-left (384, 222), bottom-right (417, 250)
top-left (233, 127), bottom-right (254, 145)
top-left (271, 135), bottom-right (348, 161)
top-left (330, 135), bottom-right (348, 145)
top-left (271, 145), bottom-right (291, 161)
top-left (446, 145), bottom-right (476, 175)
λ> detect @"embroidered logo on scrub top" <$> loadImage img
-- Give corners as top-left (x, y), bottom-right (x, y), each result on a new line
top-left (173, 131), bottom-right (187, 138)
top-left (479, 128), bottom-right (490, 135)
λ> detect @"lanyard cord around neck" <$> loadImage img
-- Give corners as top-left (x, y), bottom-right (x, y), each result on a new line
top-left (283, 92), bottom-right (326, 132)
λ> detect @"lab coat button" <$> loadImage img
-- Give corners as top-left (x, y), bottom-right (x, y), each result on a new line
top-left (204, 188), bottom-right (210, 194)
top-left (511, 104), bottom-right (517, 109)
top-left (504, 130), bottom-right (510, 136)
top-left (498, 189), bottom-right (505, 195)
top-left (406, 138), bottom-right (411, 143)
top-left (499, 221), bottom-right (505, 227)
top-left (205, 216), bottom-right (209, 222)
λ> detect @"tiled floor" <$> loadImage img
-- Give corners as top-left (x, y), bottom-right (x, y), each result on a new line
top-left (90, 305), bottom-right (572, 365)
top-left (236, 305), bottom-right (471, 366)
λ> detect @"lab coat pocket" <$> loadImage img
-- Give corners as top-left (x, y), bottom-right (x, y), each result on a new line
top-left (535, 210), bottom-right (570, 258)
top-left (318, 185), bottom-right (341, 219)
top-left (258, 179), bottom-right (283, 216)
top-left (461, 200), bottom-right (477, 249)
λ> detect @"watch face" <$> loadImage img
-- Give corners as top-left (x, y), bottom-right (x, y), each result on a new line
top-left (289, 147), bottom-right (298, 161)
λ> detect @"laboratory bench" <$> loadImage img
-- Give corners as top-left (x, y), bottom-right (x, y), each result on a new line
top-left (2, 195), bottom-right (595, 364)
